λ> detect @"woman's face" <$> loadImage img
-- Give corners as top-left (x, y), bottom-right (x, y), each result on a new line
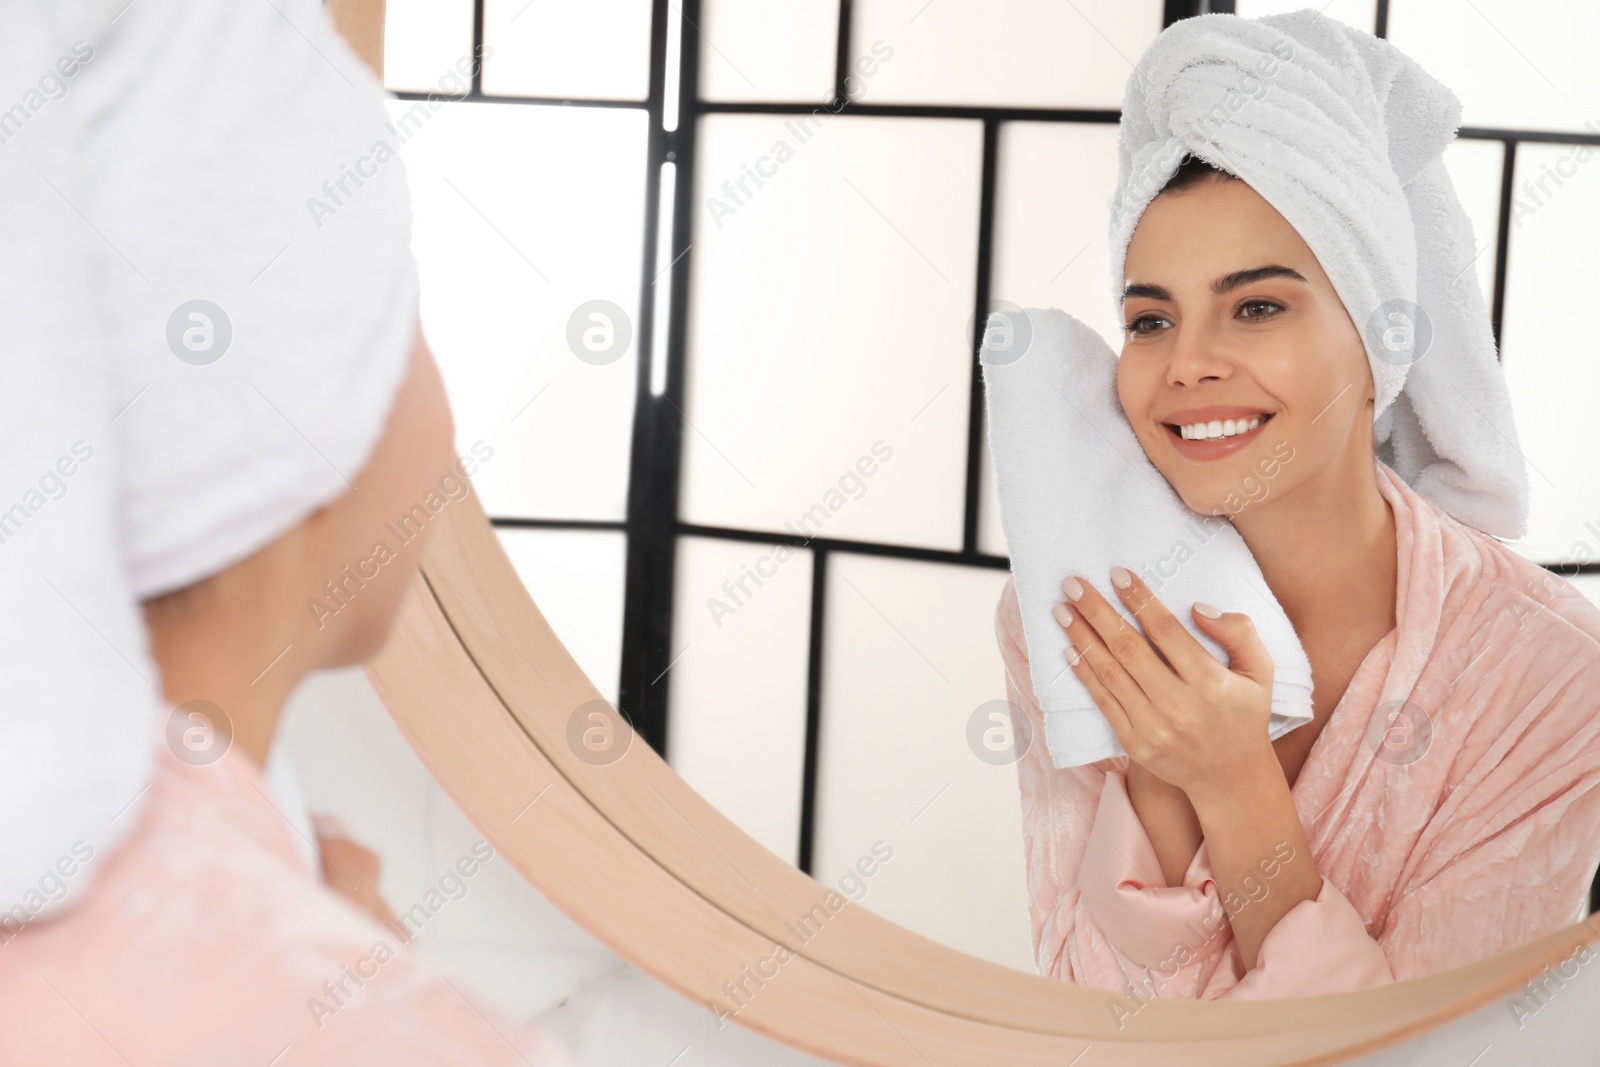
top-left (1115, 176), bottom-right (1374, 520)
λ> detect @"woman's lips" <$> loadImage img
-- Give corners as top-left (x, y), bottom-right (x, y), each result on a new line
top-left (1163, 413), bottom-right (1274, 460)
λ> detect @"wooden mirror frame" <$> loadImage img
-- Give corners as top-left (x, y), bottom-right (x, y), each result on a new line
top-left (327, 2), bottom-right (1600, 1062)
top-left (368, 489), bottom-right (1600, 1066)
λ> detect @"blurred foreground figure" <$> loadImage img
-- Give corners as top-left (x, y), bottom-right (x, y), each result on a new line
top-left (0, 3), bottom-right (577, 1063)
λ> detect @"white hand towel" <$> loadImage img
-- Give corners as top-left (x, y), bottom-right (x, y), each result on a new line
top-left (982, 307), bottom-right (1314, 770)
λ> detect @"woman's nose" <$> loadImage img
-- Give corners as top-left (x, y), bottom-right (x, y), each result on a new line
top-left (1164, 324), bottom-right (1234, 387)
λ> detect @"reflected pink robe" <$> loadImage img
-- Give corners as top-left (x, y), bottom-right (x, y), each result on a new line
top-left (0, 729), bottom-right (578, 1066)
top-left (995, 459), bottom-right (1600, 1002)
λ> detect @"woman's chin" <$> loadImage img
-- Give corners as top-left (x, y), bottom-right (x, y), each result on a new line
top-left (1174, 487), bottom-right (1235, 522)
top-left (1150, 455), bottom-right (1255, 522)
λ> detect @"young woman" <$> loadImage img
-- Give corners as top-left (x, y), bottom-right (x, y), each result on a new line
top-left (995, 150), bottom-right (1600, 1004)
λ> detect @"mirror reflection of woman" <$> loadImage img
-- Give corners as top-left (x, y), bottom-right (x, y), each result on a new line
top-left (996, 12), bottom-right (1600, 1006)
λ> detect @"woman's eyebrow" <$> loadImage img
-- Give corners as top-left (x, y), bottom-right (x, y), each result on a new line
top-left (1121, 264), bottom-right (1310, 303)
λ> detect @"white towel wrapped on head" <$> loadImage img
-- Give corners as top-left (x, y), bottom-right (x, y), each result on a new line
top-left (1109, 8), bottom-right (1528, 541)
top-left (982, 307), bottom-right (1315, 770)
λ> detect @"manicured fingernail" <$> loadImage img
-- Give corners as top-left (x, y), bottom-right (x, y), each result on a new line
top-left (1063, 576), bottom-right (1085, 601)
top-left (1194, 601), bottom-right (1221, 619)
top-left (1110, 565), bottom-right (1132, 590)
top-left (1052, 601), bottom-right (1074, 627)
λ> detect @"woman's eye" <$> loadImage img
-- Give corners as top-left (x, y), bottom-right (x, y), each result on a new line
top-left (1124, 314), bottom-right (1168, 336)
top-left (1124, 301), bottom-right (1281, 336)
top-left (1239, 299), bottom-right (1283, 321)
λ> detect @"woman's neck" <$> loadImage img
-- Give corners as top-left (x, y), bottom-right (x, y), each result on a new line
top-left (1230, 454), bottom-right (1399, 651)
top-left (143, 539), bottom-right (316, 769)
top-left (149, 619), bottom-right (304, 769)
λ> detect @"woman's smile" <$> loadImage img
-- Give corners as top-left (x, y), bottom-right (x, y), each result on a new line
top-left (1159, 406), bottom-right (1278, 462)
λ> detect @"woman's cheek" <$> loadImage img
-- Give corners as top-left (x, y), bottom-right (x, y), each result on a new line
top-left (1116, 368), bottom-right (1162, 444)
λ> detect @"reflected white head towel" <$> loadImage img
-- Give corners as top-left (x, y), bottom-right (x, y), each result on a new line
top-left (982, 308), bottom-right (1314, 769)
top-left (1108, 8), bottom-right (1528, 540)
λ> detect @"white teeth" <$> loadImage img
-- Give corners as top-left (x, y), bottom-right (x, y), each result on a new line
top-left (1178, 416), bottom-right (1263, 441)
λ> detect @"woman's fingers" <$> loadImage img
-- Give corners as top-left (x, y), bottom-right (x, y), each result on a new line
top-left (1061, 573), bottom-right (1177, 712)
top-left (1054, 594), bottom-right (1145, 751)
top-left (1102, 565), bottom-right (1275, 686)
top-left (1105, 566), bottom-right (1216, 682)
top-left (1190, 601), bottom-right (1277, 686)
top-left (1049, 601), bottom-right (1139, 751)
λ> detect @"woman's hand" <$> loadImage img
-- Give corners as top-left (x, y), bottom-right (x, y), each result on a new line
top-left (1054, 566), bottom-right (1276, 805)
top-left (312, 812), bottom-right (399, 930)
top-left (1056, 567), bottom-right (1327, 972)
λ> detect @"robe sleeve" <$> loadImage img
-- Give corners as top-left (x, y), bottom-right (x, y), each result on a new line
top-left (994, 576), bottom-right (1125, 985)
top-left (996, 577), bottom-right (1396, 998)
top-left (1079, 767), bottom-right (1396, 997)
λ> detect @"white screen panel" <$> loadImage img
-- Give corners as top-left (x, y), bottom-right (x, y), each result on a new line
top-left (682, 113), bottom-right (982, 551)
top-left (1389, 0), bottom-right (1600, 136)
top-left (812, 554), bottom-right (1033, 971)
top-left (989, 120), bottom-right (1123, 350)
top-left (495, 528), bottom-right (629, 706)
top-left (667, 536), bottom-right (814, 866)
top-left (850, 0), bottom-right (1162, 110)
top-left (482, 0), bottom-right (652, 101)
top-left (1498, 141), bottom-right (1600, 564)
top-left (396, 101), bottom-right (647, 522)
top-left (384, 0), bottom-right (474, 94)
top-left (700, 0), bottom-right (839, 103)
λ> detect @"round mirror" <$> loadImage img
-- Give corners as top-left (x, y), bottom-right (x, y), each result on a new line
top-left (340, 0), bottom-right (1600, 1061)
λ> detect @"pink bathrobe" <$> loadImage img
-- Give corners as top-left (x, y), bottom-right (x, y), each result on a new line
top-left (995, 459), bottom-right (1600, 1002)
top-left (0, 728), bottom-right (578, 1066)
